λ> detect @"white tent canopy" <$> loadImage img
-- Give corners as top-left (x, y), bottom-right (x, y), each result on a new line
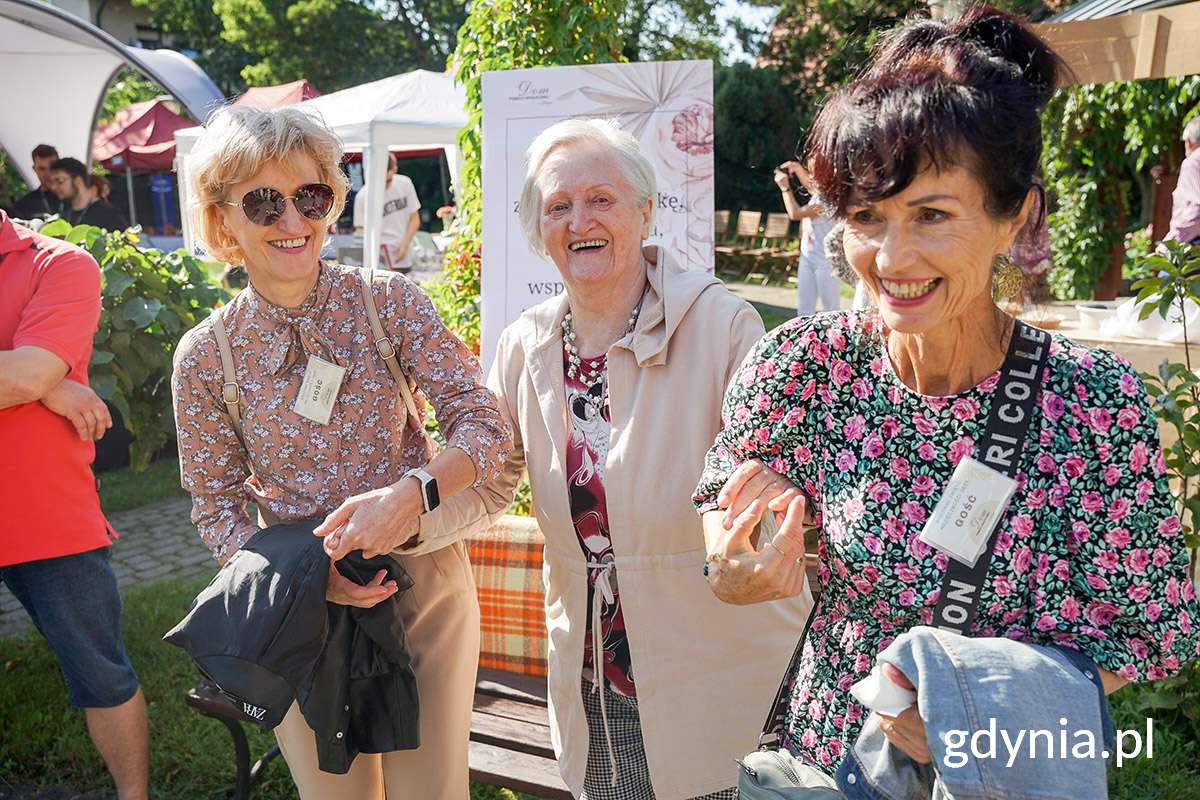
top-left (0, 0), bottom-right (223, 189)
top-left (175, 69), bottom-right (468, 269)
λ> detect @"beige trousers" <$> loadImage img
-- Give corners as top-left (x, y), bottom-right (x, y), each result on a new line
top-left (274, 540), bottom-right (480, 800)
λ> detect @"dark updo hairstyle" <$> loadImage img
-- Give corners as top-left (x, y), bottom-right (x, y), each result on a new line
top-left (808, 5), bottom-right (1067, 225)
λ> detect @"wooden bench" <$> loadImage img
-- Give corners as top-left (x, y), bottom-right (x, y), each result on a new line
top-left (470, 667), bottom-right (571, 799)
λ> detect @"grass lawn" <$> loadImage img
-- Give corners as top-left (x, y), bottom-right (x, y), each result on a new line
top-left (0, 575), bottom-right (538, 800)
top-left (97, 458), bottom-right (187, 515)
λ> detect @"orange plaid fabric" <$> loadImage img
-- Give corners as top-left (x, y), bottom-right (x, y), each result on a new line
top-left (465, 515), bottom-right (549, 676)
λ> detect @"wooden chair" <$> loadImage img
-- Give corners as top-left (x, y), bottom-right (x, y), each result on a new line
top-left (714, 209), bottom-right (732, 245)
top-left (715, 210), bottom-right (762, 278)
top-left (738, 212), bottom-right (795, 282)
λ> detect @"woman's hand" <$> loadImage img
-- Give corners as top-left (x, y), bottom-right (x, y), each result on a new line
top-left (876, 664), bottom-right (931, 763)
top-left (703, 481), bottom-right (808, 605)
top-left (774, 164), bottom-right (794, 192)
top-left (41, 379), bottom-right (111, 441)
top-left (718, 459), bottom-right (806, 528)
top-left (314, 481), bottom-right (421, 560)
top-left (325, 562), bottom-right (398, 608)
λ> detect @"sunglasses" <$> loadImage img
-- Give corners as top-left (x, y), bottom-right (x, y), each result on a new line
top-left (227, 183), bottom-right (335, 226)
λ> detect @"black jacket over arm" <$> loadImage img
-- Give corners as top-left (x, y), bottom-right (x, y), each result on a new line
top-left (164, 520), bottom-right (419, 774)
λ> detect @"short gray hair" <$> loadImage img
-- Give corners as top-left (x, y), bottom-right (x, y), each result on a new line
top-left (518, 117), bottom-right (657, 254)
top-left (1184, 116), bottom-right (1200, 146)
top-left (187, 105), bottom-right (350, 264)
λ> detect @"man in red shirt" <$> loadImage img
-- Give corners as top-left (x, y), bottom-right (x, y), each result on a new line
top-left (0, 209), bottom-right (148, 800)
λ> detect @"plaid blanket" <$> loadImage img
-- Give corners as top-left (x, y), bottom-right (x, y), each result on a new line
top-left (465, 515), bottom-right (549, 677)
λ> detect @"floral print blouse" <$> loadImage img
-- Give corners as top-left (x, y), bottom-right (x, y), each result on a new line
top-left (694, 311), bottom-right (1200, 770)
top-left (172, 263), bottom-right (511, 563)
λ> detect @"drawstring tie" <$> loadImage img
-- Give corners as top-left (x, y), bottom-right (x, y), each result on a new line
top-left (587, 559), bottom-right (619, 787)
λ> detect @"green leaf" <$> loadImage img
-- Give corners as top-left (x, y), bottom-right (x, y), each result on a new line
top-left (103, 270), bottom-right (137, 298)
top-left (120, 298), bottom-right (162, 329)
top-left (90, 373), bottom-right (117, 400)
top-left (89, 350), bottom-right (115, 365)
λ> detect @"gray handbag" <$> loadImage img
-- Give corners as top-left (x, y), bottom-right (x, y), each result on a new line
top-left (737, 747), bottom-right (840, 798)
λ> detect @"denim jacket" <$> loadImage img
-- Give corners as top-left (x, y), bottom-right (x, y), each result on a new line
top-left (835, 626), bottom-right (1114, 800)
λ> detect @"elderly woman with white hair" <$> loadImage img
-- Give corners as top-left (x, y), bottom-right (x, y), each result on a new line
top-left (435, 117), bottom-right (809, 800)
top-left (170, 105), bottom-right (511, 799)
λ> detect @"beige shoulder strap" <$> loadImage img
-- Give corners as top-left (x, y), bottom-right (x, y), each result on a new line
top-left (359, 268), bottom-right (421, 428)
top-left (211, 311), bottom-right (245, 446)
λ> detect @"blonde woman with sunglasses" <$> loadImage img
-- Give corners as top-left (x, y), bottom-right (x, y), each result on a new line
top-left (171, 105), bottom-right (511, 800)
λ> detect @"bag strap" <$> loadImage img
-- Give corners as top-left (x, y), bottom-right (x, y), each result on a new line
top-left (932, 319), bottom-right (1050, 634)
top-left (359, 267), bottom-right (422, 429)
top-left (211, 310), bottom-right (244, 447)
top-left (757, 320), bottom-right (1051, 744)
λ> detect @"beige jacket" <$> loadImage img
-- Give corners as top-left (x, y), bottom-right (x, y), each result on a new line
top-left (432, 246), bottom-right (811, 799)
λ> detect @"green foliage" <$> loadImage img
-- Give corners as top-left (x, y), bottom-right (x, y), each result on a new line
top-left (0, 149), bottom-right (28, 209)
top-left (37, 219), bottom-right (230, 470)
top-left (713, 62), bottom-right (801, 214)
top-left (100, 68), bottom-right (167, 126)
top-left (1107, 676), bottom-right (1200, 796)
top-left (131, 0), bottom-right (252, 96)
top-left (1044, 78), bottom-right (1200, 300)
top-left (435, 0), bottom-right (625, 352)
top-left (1122, 226), bottom-right (1154, 281)
top-left (1132, 240), bottom-right (1200, 553)
top-left (620, 0), bottom-right (722, 62)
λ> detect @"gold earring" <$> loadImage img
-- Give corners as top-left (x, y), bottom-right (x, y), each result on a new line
top-left (992, 253), bottom-right (1023, 300)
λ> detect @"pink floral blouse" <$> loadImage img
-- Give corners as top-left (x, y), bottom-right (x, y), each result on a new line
top-left (172, 263), bottom-right (511, 562)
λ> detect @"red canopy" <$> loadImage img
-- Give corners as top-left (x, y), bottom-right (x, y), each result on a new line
top-left (93, 99), bottom-right (193, 172)
top-left (233, 79), bottom-right (322, 109)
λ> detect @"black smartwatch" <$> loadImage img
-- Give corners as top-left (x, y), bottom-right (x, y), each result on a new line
top-left (404, 467), bottom-right (440, 513)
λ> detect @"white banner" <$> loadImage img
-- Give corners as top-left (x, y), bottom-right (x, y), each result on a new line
top-left (479, 60), bottom-right (715, 373)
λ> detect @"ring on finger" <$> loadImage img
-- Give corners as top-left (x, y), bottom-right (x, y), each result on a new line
top-left (880, 718), bottom-right (894, 732)
top-left (767, 541), bottom-right (788, 557)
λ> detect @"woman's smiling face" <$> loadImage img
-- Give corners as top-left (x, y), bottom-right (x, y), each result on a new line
top-left (218, 157), bottom-right (327, 305)
top-left (535, 140), bottom-right (652, 291)
top-left (843, 164), bottom-right (1029, 338)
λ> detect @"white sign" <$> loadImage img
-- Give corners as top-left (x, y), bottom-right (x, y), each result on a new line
top-left (479, 60), bottom-right (715, 373)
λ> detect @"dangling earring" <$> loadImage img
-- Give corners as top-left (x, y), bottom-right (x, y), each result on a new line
top-left (992, 252), bottom-right (1023, 301)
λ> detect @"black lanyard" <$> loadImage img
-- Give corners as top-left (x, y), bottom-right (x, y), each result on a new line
top-left (932, 320), bottom-right (1050, 634)
top-left (757, 319), bottom-right (1051, 744)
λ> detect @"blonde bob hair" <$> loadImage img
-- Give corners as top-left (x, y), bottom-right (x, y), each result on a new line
top-left (518, 117), bottom-right (657, 255)
top-left (187, 105), bottom-right (350, 265)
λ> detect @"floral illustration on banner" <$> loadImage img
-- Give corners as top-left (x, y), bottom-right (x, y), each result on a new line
top-left (555, 61), bottom-right (715, 272)
top-left (671, 105), bottom-right (714, 155)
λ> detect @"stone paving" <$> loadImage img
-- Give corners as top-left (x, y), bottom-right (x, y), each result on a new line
top-left (0, 496), bottom-right (216, 639)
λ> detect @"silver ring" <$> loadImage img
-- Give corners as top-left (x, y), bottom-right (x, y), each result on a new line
top-left (880, 719), bottom-right (894, 732)
top-left (768, 541), bottom-right (788, 557)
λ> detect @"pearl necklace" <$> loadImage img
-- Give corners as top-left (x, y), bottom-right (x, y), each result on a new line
top-left (562, 302), bottom-right (641, 390)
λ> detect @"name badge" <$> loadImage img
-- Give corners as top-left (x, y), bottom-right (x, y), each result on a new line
top-left (919, 456), bottom-right (1017, 568)
top-left (294, 355), bottom-right (346, 425)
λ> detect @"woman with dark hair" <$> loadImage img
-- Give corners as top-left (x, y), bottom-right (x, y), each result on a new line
top-left (695, 5), bottom-right (1199, 775)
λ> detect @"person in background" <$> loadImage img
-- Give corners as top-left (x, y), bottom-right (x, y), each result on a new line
top-left (354, 152), bottom-right (421, 272)
top-left (172, 105), bottom-right (511, 800)
top-left (774, 158), bottom-right (842, 315)
top-left (434, 117), bottom-right (809, 800)
top-left (0, 208), bottom-right (146, 800)
top-left (12, 143), bottom-right (64, 220)
top-left (696, 5), bottom-right (1199, 778)
top-left (49, 158), bottom-right (128, 232)
top-left (89, 174), bottom-right (113, 204)
top-left (1162, 116), bottom-right (1200, 248)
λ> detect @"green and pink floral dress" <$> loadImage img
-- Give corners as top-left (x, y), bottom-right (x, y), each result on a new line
top-left (694, 311), bottom-right (1200, 771)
